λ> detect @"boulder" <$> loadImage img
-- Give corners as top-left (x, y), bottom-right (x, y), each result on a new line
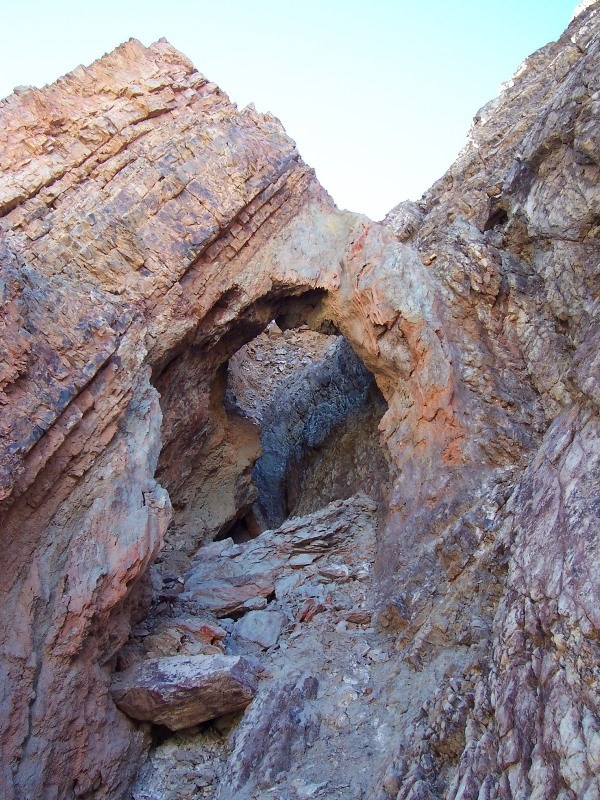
top-left (111, 655), bottom-right (258, 730)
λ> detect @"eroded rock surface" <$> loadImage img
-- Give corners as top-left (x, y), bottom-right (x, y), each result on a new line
top-left (128, 495), bottom-right (456, 800)
top-left (0, 4), bottom-right (598, 799)
top-left (227, 325), bottom-right (389, 529)
top-left (226, 324), bottom-right (336, 425)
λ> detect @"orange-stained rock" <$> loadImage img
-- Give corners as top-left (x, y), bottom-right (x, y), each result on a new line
top-left (0, 4), bottom-right (598, 798)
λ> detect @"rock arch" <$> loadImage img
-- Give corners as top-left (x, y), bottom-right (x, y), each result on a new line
top-left (0, 8), bottom-right (598, 798)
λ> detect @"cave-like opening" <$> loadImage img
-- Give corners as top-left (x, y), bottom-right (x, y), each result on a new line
top-left (223, 322), bottom-right (389, 535)
top-left (149, 289), bottom-right (390, 579)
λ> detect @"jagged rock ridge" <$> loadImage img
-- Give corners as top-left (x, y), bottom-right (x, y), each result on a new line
top-left (0, 4), bottom-right (598, 799)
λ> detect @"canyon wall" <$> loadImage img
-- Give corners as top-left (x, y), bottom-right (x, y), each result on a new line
top-left (0, 3), bottom-right (598, 798)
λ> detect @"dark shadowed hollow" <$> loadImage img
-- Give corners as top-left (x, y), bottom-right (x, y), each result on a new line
top-left (226, 330), bottom-right (390, 534)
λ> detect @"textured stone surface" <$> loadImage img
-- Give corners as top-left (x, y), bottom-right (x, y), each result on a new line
top-left (227, 327), bottom-right (389, 529)
top-left (180, 494), bottom-right (377, 618)
top-left (111, 655), bottom-right (258, 730)
top-left (251, 336), bottom-right (382, 527)
top-left (0, 37), bottom-right (341, 800)
top-left (232, 610), bottom-right (288, 649)
top-left (217, 675), bottom-right (320, 799)
top-left (0, 4), bottom-right (598, 799)
top-left (226, 325), bottom-right (336, 425)
top-left (127, 493), bottom-right (473, 800)
top-left (128, 493), bottom-right (422, 800)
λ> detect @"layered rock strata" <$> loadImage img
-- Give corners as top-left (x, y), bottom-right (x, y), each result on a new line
top-left (0, 3), bottom-right (598, 799)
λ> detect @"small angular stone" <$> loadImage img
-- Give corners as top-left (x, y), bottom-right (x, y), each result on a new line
top-left (233, 610), bottom-right (288, 649)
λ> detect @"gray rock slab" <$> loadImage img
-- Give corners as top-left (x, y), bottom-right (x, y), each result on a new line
top-left (233, 610), bottom-right (288, 649)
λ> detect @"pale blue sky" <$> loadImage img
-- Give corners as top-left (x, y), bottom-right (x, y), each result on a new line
top-left (2, 1), bottom-right (576, 219)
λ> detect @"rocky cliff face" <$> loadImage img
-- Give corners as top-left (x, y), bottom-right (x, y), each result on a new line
top-left (0, 4), bottom-right (598, 799)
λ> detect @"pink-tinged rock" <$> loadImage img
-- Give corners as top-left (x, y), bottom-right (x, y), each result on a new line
top-left (0, 4), bottom-right (598, 797)
top-left (111, 654), bottom-right (258, 730)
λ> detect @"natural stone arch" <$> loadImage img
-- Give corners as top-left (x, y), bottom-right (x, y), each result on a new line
top-left (1, 10), bottom-right (597, 798)
top-left (149, 283), bottom-right (391, 541)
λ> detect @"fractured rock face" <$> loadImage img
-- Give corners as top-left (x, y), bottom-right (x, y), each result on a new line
top-left (127, 492), bottom-right (398, 800)
top-left (226, 325), bottom-right (336, 425)
top-left (218, 675), bottom-right (320, 800)
top-left (226, 326), bottom-right (390, 531)
top-left (251, 336), bottom-right (385, 528)
top-left (180, 494), bottom-right (377, 620)
top-left (0, 4), bottom-right (598, 799)
top-left (110, 654), bottom-right (258, 730)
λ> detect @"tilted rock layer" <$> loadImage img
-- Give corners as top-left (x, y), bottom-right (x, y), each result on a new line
top-left (0, 3), bottom-right (598, 799)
